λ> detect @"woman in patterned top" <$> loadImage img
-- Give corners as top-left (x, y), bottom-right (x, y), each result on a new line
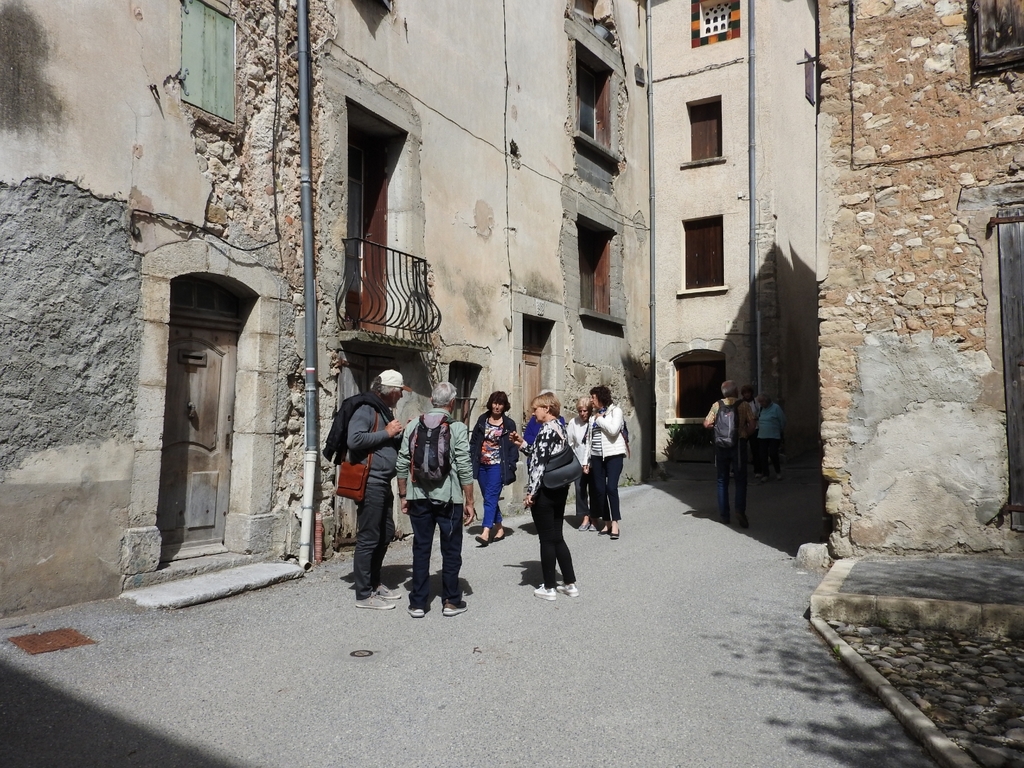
top-left (469, 391), bottom-right (519, 545)
top-left (510, 392), bottom-right (579, 601)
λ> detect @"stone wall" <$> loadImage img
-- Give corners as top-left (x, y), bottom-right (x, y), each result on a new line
top-left (817, 0), bottom-right (1024, 555)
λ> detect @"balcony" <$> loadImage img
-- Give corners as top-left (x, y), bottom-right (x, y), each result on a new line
top-left (337, 238), bottom-right (442, 347)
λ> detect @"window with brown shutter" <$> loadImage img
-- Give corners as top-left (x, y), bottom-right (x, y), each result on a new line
top-left (579, 222), bottom-right (612, 314)
top-left (675, 354), bottom-right (727, 418)
top-left (689, 100), bottom-right (722, 161)
top-left (974, 0), bottom-right (1024, 70)
top-left (684, 216), bottom-right (724, 290)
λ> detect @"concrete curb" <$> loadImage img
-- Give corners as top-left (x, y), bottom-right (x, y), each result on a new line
top-left (809, 617), bottom-right (977, 768)
top-left (810, 558), bottom-right (1024, 637)
top-left (120, 562), bottom-right (304, 609)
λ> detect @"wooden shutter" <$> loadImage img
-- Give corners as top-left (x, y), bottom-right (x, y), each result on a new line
top-left (684, 217), bottom-right (724, 289)
top-left (180, 0), bottom-right (235, 122)
top-left (595, 72), bottom-right (611, 148)
top-left (998, 208), bottom-right (1024, 529)
top-left (579, 226), bottom-right (611, 313)
top-left (676, 358), bottom-right (726, 418)
top-left (974, 0), bottom-right (1024, 68)
top-left (578, 65), bottom-right (597, 139)
top-left (689, 101), bottom-right (722, 161)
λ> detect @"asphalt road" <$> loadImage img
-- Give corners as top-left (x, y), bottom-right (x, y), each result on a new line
top-left (0, 461), bottom-right (935, 768)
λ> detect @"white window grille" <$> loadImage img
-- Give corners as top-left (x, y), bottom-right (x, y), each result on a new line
top-left (701, 1), bottom-right (731, 38)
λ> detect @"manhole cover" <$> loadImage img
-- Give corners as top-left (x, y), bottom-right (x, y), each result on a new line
top-left (9, 628), bottom-right (95, 655)
top-left (350, 650), bottom-right (373, 658)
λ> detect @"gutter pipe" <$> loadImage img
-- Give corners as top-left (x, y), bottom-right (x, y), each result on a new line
top-left (748, 0), bottom-right (761, 391)
top-left (297, 0), bottom-right (319, 571)
top-left (645, 0), bottom-right (658, 469)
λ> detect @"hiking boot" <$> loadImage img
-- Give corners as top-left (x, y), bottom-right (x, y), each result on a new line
top-left (356, 596), bottom-right (395, 610)
top-left (442, 601), bottom-right (468, 617)
top-left (375, 585), bottom-right (402, 601)
top-left (556, 583), bottom-right (580, 598)
top-left (407, 606), bottom-right (426, 618)
top-left (534, 586), bottom-right (557, 601)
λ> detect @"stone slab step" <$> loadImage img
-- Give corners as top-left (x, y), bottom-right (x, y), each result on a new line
top-left (120, 562), bottom-right (305, 609)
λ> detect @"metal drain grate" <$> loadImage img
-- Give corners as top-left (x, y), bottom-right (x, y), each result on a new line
top-left (9, 628), bottom-right (96, 655)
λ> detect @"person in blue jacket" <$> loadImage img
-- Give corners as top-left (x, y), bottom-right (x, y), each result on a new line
top-left (755, 393), bottom-right (787, 482)
top-left (469, 391), bottom-right (519, 545)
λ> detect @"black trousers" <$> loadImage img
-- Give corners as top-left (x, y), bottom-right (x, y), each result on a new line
top-left (531, 484), bottom-right (576, 589)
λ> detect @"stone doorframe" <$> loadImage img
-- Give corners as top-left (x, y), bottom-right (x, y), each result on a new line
top-left (120, 239), bottom-right (285, 585)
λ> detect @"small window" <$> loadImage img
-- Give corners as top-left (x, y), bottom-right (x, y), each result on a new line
top-left (574, 0), bottom-right (596, 17)
top-left (689, 100), bottom-right (722, 161)
top-left (684, 216), bottom-right (724, 290)
top-left (973, 0), bottom-right (1024, 70)
top-left (449, 362), bottom-right (480, 425)
top-left (579, 222), bottom-right (612, 314)
top-left (675, 353), bottom-right (726, 418)
top-left (691, 0), bottom-right (740, 48)
top-left (180, 0), bottom-right (236, 122)
top-left (577, 61), bottom-right (611, 148)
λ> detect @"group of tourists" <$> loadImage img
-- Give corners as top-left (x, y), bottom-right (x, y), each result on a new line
top-left (324, 372), bottom-right (628, 617)
top-left (702, 380), bottom-right (787, 529)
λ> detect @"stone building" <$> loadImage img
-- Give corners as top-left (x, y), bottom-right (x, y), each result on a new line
top-left (650, 0), bottom-right (820, 462)
top-left (0, 0), bottom-right (651, 616)
top-left (817, 0), bottom-right (1024, 555)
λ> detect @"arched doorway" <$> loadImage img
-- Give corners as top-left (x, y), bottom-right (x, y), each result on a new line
top-left (157, 276), bottom-right (241, 561)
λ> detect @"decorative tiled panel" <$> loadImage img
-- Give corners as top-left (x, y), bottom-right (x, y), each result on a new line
top-left (691, 0), bottom-right (741, 48)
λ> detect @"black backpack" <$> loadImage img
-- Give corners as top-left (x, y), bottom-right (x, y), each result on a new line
top-left (323, 393), bottom-right (390, 464)
top-left (713, 400), bottom-right (739, 448)
top-left (409, 413), bottom-right (452, 483)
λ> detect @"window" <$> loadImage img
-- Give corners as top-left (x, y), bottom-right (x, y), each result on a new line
top-left (574, 0), bottom-right (596, 17)
top-left (973, 0), bottom-right (1024, 70)
top-left (684, 216), bottom-right (724, 290)
top-left (578, 222), bottom-right (612, 314)
top-left (689, 100), bottom-right (722, 161)
top-left (691, 0), bottom-right (740, 48)
top-left (577, 61), bottom-right (611, 148)
top-left (180, 0), bottom-right (235, 122)
top-left (449, 362), bottom-right (480, 425)
top-left (675, 353), bottom-right (726, 418)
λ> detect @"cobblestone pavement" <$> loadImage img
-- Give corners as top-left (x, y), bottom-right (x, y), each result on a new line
top-left (828, 621), bottom-right (1024, 768)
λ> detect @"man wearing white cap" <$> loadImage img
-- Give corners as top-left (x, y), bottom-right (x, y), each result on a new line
top-left (347, 369), bottom-right (408, 609)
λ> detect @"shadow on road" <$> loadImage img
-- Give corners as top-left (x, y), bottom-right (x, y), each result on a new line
top-left (0, 659), bottom-right (246, 768)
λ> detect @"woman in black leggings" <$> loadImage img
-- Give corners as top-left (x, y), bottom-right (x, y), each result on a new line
top-left (511, 392), bottom-right (579, 601)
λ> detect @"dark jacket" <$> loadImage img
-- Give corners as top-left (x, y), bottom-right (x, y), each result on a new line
top-left (323, 392), bottom-right (395, 464)
top-left (469, 413), bottom-right (519, 485)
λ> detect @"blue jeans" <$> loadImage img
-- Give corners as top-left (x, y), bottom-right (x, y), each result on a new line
top-left (590, 454), bottom-right (623, 522)
top-left (407, 499), bottom-right (464, 610)
top-left (478, 463), bottom-right (504, 529)
top-left (574, 472), bottom-right (593, 518)
top-left (353, 481), bottom-right (395, 600)
top-left (715, 444), bottom-right (747, 521)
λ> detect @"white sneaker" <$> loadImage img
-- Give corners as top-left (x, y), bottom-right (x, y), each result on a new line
top-left (356, 596), bottom-right (395, 610)
top-left (556, 583), bottom-right (580, 598)
top-left (374, 585), bottom-right (402, 601)
top-left (407, 606), bottom-right (425, 618)
top-left (534, 586), bottom-right (557, 601)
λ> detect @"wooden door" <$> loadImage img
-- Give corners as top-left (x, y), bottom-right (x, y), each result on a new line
top-left (157, 324), bottom-right (237, 559)
top-left (521, 318), bottom-right (550, 423)
top-left (998, 208), bottom-right (1024, 530)
top-left (350, 133), bottom-right (388, 331)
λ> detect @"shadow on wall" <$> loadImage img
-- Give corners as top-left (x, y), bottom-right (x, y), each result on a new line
top-left (0, 660), bottom-right (246, 768)
top-left (618, 349), bottom-right (652, 479)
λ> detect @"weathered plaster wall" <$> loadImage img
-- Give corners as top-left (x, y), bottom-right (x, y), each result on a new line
top-left (0, 179), bottom-right (141, 615)
top-left (817, 0), bottom-right (1024, 555)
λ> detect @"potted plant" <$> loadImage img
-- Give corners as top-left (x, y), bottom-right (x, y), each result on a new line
top-left (665, 423), bottom-right (713, 463)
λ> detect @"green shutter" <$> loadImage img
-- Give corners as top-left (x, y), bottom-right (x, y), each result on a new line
top-left (181, 0), bottom-right (235, 122)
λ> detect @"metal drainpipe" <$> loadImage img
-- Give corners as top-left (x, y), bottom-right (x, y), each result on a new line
top-left (748, 0), bottom-right (760, 391)
top-left (646, 0), bottom-right (658, 469)
top-left (297, 0), bottom-right (319, 571)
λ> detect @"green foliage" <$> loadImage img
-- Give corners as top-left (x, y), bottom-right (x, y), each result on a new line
top-left (664, 423), bottom-right (711, 453)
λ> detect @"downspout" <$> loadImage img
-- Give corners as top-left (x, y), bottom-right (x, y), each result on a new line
top-left (645, 0), bottom-right (658, 468)
top-left (297, 0), bottom-right (319, 571)
top-left (748, 0), bottom-right (760, 391)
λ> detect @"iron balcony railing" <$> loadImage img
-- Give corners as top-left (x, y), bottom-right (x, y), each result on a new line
top-left (339, 238), bottom-right (442, 337)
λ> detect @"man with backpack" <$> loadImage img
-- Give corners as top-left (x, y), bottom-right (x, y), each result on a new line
top-left (395, 381), bottom-right (475, 618)
top-left (325, 370), bottom-right (407, 610)
top-left (704, 380), bottom-right (757, 528)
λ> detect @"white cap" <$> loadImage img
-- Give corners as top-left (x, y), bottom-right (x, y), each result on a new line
top-left (378, 369), bottom-right (410, 390)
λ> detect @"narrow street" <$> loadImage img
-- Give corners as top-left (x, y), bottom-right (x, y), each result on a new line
top-left (1, 461), bottom-right (934, 768)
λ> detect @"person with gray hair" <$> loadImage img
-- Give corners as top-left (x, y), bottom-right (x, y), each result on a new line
top-left (347, 369), bottom-right (408, 609)
top-left (396, 381), bottom-right (475, 617)
top-left (704, 379), bottom-right (757, 528)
